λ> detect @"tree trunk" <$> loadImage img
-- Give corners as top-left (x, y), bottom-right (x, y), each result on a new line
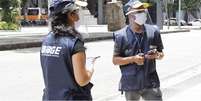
top-left (1, 0), bottom-right (9, 22)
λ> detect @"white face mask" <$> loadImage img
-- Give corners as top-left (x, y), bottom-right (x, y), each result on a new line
top-left (74, 20), bottom-right (89, 39)
top-left (134, 12), bottom-right (147, 25)
top-left (74, 20), bottom-right (81, 30)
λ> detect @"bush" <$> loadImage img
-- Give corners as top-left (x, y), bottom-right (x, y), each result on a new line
top-left (0, 21), bottom-right (7, 30)
top-left (0, 21), bottom-right (19, 30)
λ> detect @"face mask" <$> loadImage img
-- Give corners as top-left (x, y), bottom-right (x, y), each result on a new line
top-left (74, 20), bottom-right (89, 39)
top-left (74, 20), bottom-right (81, 30)
top-left (134, 12), bottom-right (147, 25)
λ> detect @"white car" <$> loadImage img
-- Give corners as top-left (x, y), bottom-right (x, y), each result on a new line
top-left (164, 18), bottom-right (187, 26)
top-left (188, 19), bottom-right (201, 26)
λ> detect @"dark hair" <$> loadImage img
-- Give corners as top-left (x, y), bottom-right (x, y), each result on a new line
top-left (50, 12), bottom-right (69, 35)
top-left (123, 4), bottom-right (129, 25)
top-left (125, 15), bottom-right (129, 25)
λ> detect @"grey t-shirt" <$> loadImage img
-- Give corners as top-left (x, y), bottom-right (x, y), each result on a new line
top-left (73, 40), bottom-right (86, 54)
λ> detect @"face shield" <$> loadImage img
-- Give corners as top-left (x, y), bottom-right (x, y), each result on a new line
top-left (124, 0), bottom-right (153, 25)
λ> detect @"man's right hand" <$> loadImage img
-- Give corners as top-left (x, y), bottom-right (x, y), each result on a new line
top-left (113, 54), bottom-right (144, 66)
top-left (130, 54), bottom-right (144, 65)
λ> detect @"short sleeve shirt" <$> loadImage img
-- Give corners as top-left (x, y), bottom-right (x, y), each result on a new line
top-left (72, 40), bottom-right (86, 54)
top-left (153, 30), bottom-right (164, 52)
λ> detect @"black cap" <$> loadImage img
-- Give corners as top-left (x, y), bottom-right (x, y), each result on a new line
top-left (49, 0), bottom-right (87, 17)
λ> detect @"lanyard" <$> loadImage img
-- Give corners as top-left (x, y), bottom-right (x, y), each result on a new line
top-left (127, 26), bottom-right (145, 53)
top-left (135, 33), bottom-right (144, 53)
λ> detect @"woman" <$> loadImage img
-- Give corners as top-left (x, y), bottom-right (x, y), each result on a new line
top-left (40, 0), bottom-right (95, 100)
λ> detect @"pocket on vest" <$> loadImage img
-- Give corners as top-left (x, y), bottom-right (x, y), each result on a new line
top-left (120, 64), bottom-right (138, 76)
top-left (119, 64), bottom-right (140, 90)
top-left (120, 74), bottom-right (139, 90)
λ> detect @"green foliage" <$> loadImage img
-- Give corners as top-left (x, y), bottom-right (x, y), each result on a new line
top-left (0, 0), bottom-right (20, 30)
top-left (0, 9), bottom-right (2, 20)
top-left (0, 0), bottom-right (20, 22)
top-left (21, 0), bottom-right (28, 7)
top-left (42, 2), bottom-right (48, 8)
top-left (0, 21), bottom-right (19, 30)
top-left (182, 0), bottom-right (201, 11)
top-left (167, 3), bottom-right (177, 13)
top-left (171, 0), bottom-right (201, 11)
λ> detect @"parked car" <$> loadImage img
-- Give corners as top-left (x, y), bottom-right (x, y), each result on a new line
top-left (188, 19), bottom-right (201, 26)
top-left (164, 18), bottom-right (187, 26)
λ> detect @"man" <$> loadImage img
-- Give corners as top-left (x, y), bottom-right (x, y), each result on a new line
top-left (112, 0), bottom-right (164, 101)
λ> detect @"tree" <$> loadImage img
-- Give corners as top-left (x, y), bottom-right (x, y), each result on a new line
top-left (21, 0), bottom-right (28, 7)
top-left (0, 0), bottom-right (21, 30)
top-left (21, 0), bottom-right (28, 20)
top-left (0, 0), bottom-right (20, 23)
top-left (182, 0), bottom-right (201, 21)
top-left (171, 0), bottom-right (201, 21)
top-left (182, 0), bottom-right (201, 11)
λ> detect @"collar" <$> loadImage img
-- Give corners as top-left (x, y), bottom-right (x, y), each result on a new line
top-left (52, 26), bottom-right (83, 41)
top-left (128, 25), bottom-right (146, 35)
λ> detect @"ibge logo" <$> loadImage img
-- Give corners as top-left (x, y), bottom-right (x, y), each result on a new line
top-left (41, 45), bottom-right (62, 57)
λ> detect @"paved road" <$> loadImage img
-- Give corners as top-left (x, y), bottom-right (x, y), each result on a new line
top-left (0, 30), bottom-right (201, 101)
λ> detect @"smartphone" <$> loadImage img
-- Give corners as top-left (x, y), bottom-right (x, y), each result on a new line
top-left (87, 56), bottom-right (101, 60)
top-left (94, 56), bottom-right (101, 59)
top-left (147, 49), bottom-right (157, 55)
top-left (149, 45), bottom-right (157, 50)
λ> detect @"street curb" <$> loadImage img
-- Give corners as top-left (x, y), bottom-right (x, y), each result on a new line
top-left (160, 29), bottom-right (190, 34)
top-left (0, 29), bottom-right (190, 51)
top-left (0, 32), bottom-right (113, 51)
top-left (84, 32), bottom-right (113, 42)
top-left (0, 42), bottom-right (42, 51)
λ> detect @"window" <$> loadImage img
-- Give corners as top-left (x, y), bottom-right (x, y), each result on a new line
top-left (28, 9), bottom-right (39, 15)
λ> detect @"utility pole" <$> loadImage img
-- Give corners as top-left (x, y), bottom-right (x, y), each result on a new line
top-left (97, 0), bottom-right (103, 24)
top-left (166, 0), bottom-right (170, 29)
top-left (156, 0), bottom-right (163, 29)
top-left (178, 0), bottom-right (181, 29)
top-left (48, 0), bottom-right (52, 31)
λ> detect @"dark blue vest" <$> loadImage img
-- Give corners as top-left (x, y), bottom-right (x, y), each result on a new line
top-left (113, 24), bottom-right (161, 91)
top-left (40, 32), bottom-right (92, 100)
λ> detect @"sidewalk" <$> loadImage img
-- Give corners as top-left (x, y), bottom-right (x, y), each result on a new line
top-left (0, 25), bottom-right (196, 51)
top-left (0, 25), bottom-right (112, 51)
